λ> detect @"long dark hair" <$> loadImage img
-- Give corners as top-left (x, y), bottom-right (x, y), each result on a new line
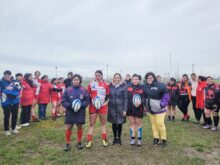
top-left (24, 73), bottom-right (33, 87)
top-left (145, 72), bottom-right (157, 82)
top-left (72, 74), bottom-right (82, 84)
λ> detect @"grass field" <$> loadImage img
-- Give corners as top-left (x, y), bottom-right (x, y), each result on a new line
top-left (0, 104), bottom-right (220, 165)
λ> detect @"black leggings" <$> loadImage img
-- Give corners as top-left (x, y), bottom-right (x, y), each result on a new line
top-left (2, 104), bottom-right (19, 131)
top-left (20, 105), bottom-right (32, 124)
top-left (178, 97), bottom-right (190, 115)
top-left (112, 124), bottom-right (122, 139)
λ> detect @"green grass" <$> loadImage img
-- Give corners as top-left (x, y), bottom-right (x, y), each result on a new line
top-left (0, 104), bottom-right (220, 165)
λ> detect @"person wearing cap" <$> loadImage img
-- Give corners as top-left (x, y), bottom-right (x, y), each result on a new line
top-left (0, 70), bottom-right (22, 136)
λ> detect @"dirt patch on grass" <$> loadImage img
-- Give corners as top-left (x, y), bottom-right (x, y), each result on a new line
top-left (184, 147), bottom-right (220, 165)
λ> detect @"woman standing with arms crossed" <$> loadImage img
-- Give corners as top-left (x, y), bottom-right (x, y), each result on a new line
top-left (108, 73), bottom-right (128, 145)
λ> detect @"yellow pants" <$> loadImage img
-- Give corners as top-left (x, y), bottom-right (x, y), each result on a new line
top-left (149, 113), bottom-right (167, 140)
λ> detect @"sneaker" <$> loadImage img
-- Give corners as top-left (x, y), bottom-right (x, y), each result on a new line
top-left (85, 141), bottom-right (93, 149)
top-left (21, 123), bottom-right (30, 127)
top-left (193, 120), bottom-right (200, 124)
top-left (168, 116), bottom-right (171, 121)
top-left (102, 139), bottom-right (109, 147)
top-left (76, 142), bottom-right (84, 149)
top-left (5, 131), bottom-right (11, 136)
top-left (63, 143), bottom-right (71, 151)
top-left (16, 125), bottom-right (22, 130)
top-left (159, 140), bottom-right (167, 148)
top-left (171, 116), bottom-right (175, 122)
top-left (211, 126), bottom-right (218, 131)
top-left (130, 138), bottom-right (136, 146)
top-left (12, 129), bottom-right (19, 134)
top-left (203, 125), bottom-right (211, 129)
top-left (153, 138), bottom-right (160, 146)
top-left (57, 113), bottom-right (62, 117)
top-left (137, 139), bottom-right (142, 146)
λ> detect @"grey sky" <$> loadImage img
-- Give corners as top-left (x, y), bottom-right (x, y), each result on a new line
top-left (0, 0), bottom-right (219, 78)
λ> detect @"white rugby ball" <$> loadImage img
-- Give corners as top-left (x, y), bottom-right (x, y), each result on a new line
top-left (72, 99), bottom-right (81, 112)
top-left (93, 96), bottom-right (102, 110)
top-left (132, 94), bottom-right (141, 107)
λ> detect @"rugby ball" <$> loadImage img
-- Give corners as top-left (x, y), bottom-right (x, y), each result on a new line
top-left (93, 96), bottom-right (102, 110)
top-left (133, 94), bottom-right (141, 107)
top-left (72, 99), bottom-right (81, 112)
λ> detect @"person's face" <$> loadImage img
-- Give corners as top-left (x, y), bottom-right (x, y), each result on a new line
top-left (125, 74), bottom-right (130, 80)
top-left (182, 76), bottom-right (188, 82)
top-left (68, 74), bottom-right (72, 79)
top-left (157, 76), bottom-right (162, 82)
top-left (4, 74), bottom-right (11, 81)
top-left (35, 72), bottom-right (41, 79)
top-left (72, 77), bottom-right (80, 86)
top-left (191, 74), bottom-right (197, 81)
top-left (43, 76), bottom-right (49, 82)
top-left (132, 76), bottom-right (139, 85)
top-left (16, 76), bottom-right (23, 81)
top-left (59, 78), bottom-right (64, 83)
top-left (95, 73), bottom-right (102, 82)
top-left (169, 80), bottom-right (174, 85)
top-left (28, 75), bottom-right (33, 81)
top-left (207, 78), bottom-right (214, 85)
top-left (146, 75), bottom-right (154, 85)
top-left (113, 75), bottom-right (121, 84)
top-left (54, 79), bottom-right (58, 84)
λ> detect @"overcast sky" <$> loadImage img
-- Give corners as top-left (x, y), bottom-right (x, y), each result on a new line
top-left (0, 0), bottom-right (219, 79)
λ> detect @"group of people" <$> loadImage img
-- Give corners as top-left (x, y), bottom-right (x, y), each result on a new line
top-left (0, 69), bottom-right (219, 152)
top-left (166, 73), bottom-right (220, 132)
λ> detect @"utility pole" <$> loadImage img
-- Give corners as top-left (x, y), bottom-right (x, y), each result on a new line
top-left (169, 53), bottom-right (172, 77)
top-left (55, 66), bottom-right (58, 78)
top-left (192, 64), bottom-right (195, 73)
top-left (106, 64), bottom-right (109, 81)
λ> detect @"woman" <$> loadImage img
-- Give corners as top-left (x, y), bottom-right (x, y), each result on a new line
top-left (85, 70), bottom-right (110, 149)
top-left (195, 76), bottom-right (207, 125)
top-left (108, 73), bottom-right (128, 145)
top-left (50, 78), bottom-right (62, 120)
top-left (31, 71), bottom-right (41, 122)
top-left (203, 76), bottom-right (220, 131)
top-left (62, 74), bottom-right (90, 151)
top-left (191, 73), bottom-right (199, 124)
top-left (127, 74), bottom-right (145, 146)
top-left (20, 73), bottom-right (35, 127)
top-left (38, 75), bottom-right (51, 120)
top-left (0, 70), bottom-right (22, 136)
top-left (143, 72), bottom-right (170, 147)
top-left (167, 77), bottom-right (179, 121)
top-left (57, 77), bottom-right (66, 116)
top-left (177, 74), bottom-right (192, 121)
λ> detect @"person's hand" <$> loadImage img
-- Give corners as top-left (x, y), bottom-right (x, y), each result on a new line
top-left (123, 111), bottom-right (126, 117)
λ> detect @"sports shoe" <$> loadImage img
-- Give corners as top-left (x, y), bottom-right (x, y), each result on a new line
top-left (85, 141), bottom-right (93, 149)
top-left (16, 125), bottom-right (22, 130)
top-left (102, 139), bottom-right (109, 147)
top-left (5, 131), bottom-right (11, 136)
top-left (203, 125), bottom-right (211, 129)
top-left (211, 126), bottom-right (218, 131)
top-left (153, 138), bottom-right (160, 146)
top-left (130, 138), bottom-right (136, 146)
top-left (63, 143), bottom-right (71, 151)
top-left (137, 139), bottom-right (142, 146)
top-left (77, 142), bottom-right (84, 149)
top-left (12, 129), bottom-right (19, 134)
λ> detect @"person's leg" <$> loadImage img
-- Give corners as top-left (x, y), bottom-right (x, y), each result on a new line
top-left (86, 113), bottom-right (97, 146)
top-left (76, 124), bottom-right (84, 149)
top-left (149, 114), bottom-right (159, 139)
top-left (27, 105), bottom-right (32, 123)
top-left (128, 116), bottom-right (136, 139)
top-left (117, 124), bottom-right (122, 144)
top-left (183, 98), bottom-right (190, 121)
top-left (192, 96), bottom-right (197, 121)
top-left (20, 106), bottom-right (26, 125)
top-left (64, 124), bottom-right (73, 151)
top-left (212, 110), bottom-right (219, 131)
top-left (38, 104), bottom-right (43, 119)
top-left (135, 117), bottom-right (143, 146)
top-left (3, 105), bottom-right (11, 131)
top-left (112, 124), bottom-right (117, 143)
top-left (43, 104), bottom-right (48, 118)
top-left (11, 104), bottom-right (19, 131)
top-left (167, 105), bottom-right (171, 120)
top-left (178, 99), bottom-right (185, 119)
top-left (204, 109), bottom-right (212, 129)
top-left (155, 113), bottom-right (167, 141)
top-left (51, 102), bottom-right (57, 120)
top-left (99, 113), bottom-right (108, 146)
top-left (197, 109), bottom-right (203, 122)
top-left (171, 106), bottom-right (176, 121)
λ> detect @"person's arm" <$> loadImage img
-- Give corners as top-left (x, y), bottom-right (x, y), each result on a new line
top-left (81, 89), bottom-right (90, 109)
top-left (123, 87), bottom-right (128, 114)
top-left (61, 89), bottom-right (71, 109)
top-left (160, 84), bottom-right (170, 109)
